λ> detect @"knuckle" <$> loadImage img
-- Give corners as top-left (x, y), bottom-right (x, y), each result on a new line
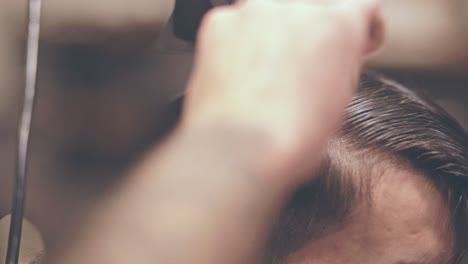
top-left (361, 0), bottom-right (380, 14)
top-left (307, 10), bottom-right (351, 44)
top-left (330, 9), bottom-right (361, 41)
top-left (198, 7), bottom-right (237, 39)
top-left (328, 9), bottom-right (353, 31)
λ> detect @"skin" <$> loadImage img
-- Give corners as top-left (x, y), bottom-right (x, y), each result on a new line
top-left (0, 0), bottom-right (463, 263)
top-left (286, 166), bottom-right (453, 264)
top-left (0, 0), bottom-right (466, 226)
top-left (44, 0), bottom-right (383, 263)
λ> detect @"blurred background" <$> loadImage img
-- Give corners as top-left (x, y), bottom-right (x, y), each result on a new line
top-left (0, 0), bottom-right (467, 263)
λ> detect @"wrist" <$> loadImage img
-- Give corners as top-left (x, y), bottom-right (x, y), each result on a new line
top-left (176, 117), bottom-right (310, 189)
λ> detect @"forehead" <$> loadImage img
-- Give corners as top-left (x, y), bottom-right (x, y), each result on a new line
top-left (284, 167), bottom-right (453, 264)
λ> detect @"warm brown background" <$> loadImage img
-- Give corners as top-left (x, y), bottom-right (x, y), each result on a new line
top-left (0, 0), bottom-right (466, 263)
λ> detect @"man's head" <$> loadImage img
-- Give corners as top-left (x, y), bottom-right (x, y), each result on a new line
top-left (265, 74), bottom-right (468, 264)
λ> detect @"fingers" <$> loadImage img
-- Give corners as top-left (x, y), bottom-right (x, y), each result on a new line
top-left (251, 0), bottom-right (383, 55)
top-left (365, 9), bottom-right (384, 54)
top-left (196, 6), bottom-right (238, 54)
top-left (336, 0), bottom-right (384, 54)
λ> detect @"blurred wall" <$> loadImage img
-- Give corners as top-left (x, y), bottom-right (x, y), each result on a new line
top-left (0, 2), bottom-right (466, 263)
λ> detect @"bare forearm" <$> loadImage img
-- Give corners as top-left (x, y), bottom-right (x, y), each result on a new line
top-left (45, 0), bottom-right (380, 261)
top-left (48, 124), bottom-right (292, 264)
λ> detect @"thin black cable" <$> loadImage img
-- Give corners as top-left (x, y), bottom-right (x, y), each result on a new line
top-left (5, 0), bottom-right (41, 263)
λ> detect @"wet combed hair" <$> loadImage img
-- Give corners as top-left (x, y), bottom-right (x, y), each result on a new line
top-left (265, 74), bottom-right (468, 264)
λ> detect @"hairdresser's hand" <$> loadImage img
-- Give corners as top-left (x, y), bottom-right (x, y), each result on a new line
top-left (183, 0), bottom-right (383, 186)
top-left (46, 2), bottom-right (382, 264)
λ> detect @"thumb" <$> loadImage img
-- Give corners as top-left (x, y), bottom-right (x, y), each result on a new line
top-left (337, 0), bottom-right (384, 55)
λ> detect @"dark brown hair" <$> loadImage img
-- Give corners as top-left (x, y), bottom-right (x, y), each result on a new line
top-left (265, 74), bottom-right (468, 263)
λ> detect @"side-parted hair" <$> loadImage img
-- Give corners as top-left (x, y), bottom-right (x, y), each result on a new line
top-left (265, 74), bottom-right (468, 264)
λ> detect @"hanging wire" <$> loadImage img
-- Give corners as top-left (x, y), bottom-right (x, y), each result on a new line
top-left (5, 0), bottom-right (42, 263)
